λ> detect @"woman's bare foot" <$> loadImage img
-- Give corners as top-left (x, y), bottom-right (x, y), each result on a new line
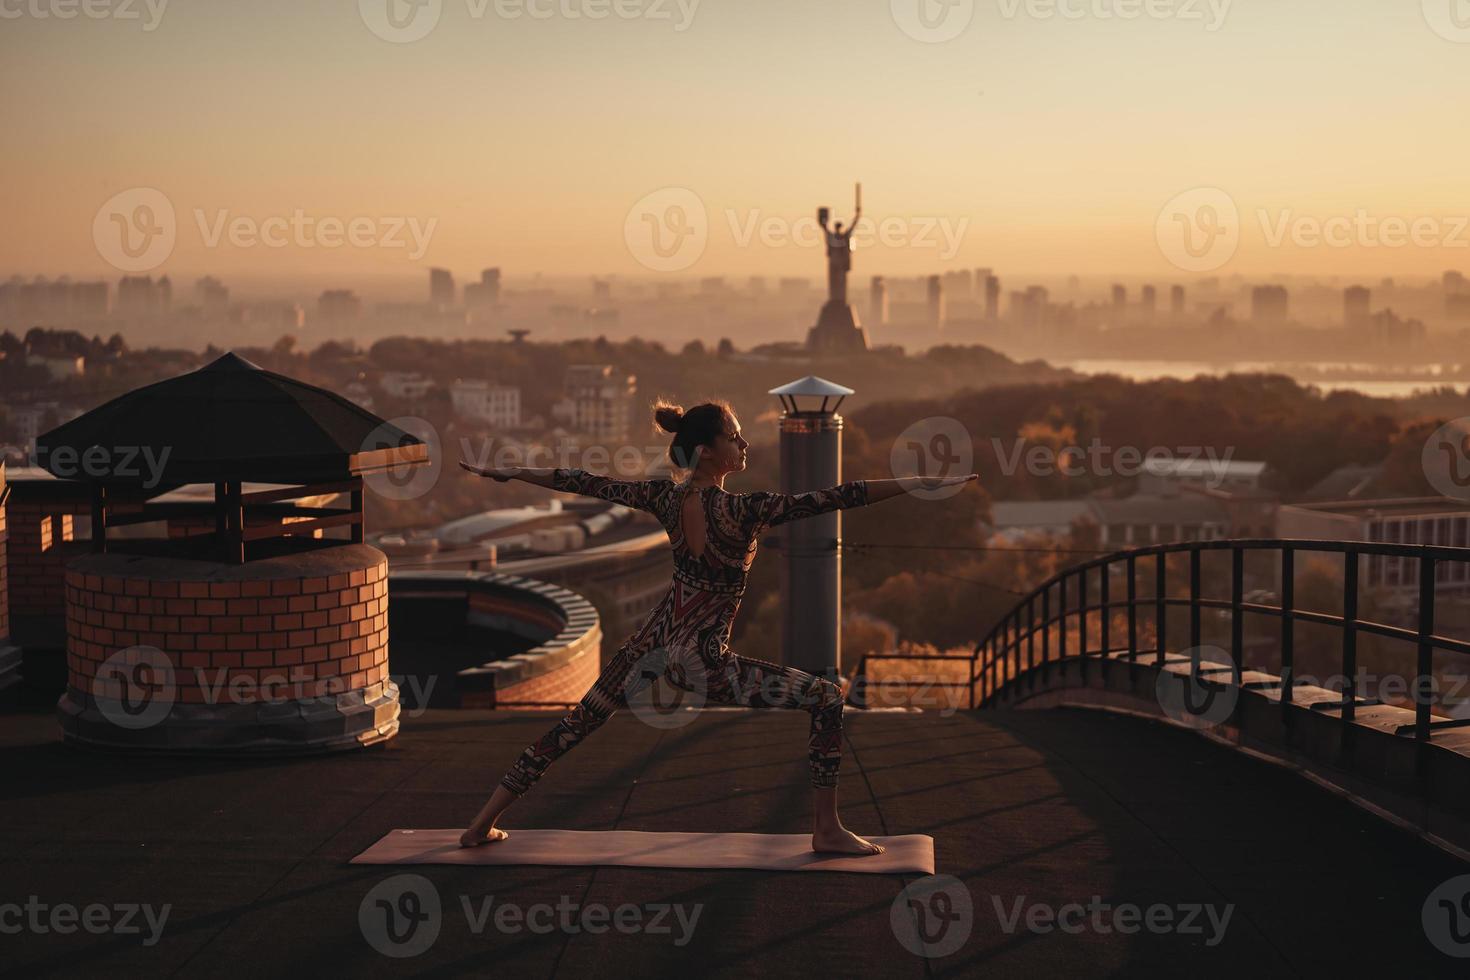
top-left (811, 826), bottom-right (886, 855)
top-left (458, 826), bottom-right (509, 848)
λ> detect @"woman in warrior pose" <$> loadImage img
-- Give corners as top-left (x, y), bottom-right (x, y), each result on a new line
top-left (457, 398), bottom-right (977, 856)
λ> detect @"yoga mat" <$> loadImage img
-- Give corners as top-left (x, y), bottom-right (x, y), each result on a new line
top-left (350, 829), bottom-right (935, 875)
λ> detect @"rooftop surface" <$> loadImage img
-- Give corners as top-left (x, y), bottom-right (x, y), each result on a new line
top-left (2, 705), bottom-right (1465, 978)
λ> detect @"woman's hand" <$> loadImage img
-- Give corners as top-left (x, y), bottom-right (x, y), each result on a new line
top-left (917, 473), bottom-right (979, 490)
top-left (460, 460), bottom-right (519, 482)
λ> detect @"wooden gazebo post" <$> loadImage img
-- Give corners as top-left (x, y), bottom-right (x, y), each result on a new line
top-left (90, 483), bottom-right (108, 554)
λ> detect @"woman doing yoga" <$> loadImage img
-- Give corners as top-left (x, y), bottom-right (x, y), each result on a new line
top-left (457, 398), bottom-right (977, 856)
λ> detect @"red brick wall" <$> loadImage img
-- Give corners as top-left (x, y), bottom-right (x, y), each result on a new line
top-left (486, 643), bottom-right (600, 708)
top-left (65, 553), bottom-right (389, 706)
top-left (7, 499), bottom-right (83, 620)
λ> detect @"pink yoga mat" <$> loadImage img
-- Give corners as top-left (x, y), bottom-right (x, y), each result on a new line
top-left (350, 829), bottom-right (935, 875)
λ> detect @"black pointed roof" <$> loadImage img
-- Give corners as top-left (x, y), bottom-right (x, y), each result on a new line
top-left (35, 352), bottom-right (428, 485)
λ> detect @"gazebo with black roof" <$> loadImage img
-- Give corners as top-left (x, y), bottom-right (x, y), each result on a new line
top-left (34, 352), bottom-right (428, 563)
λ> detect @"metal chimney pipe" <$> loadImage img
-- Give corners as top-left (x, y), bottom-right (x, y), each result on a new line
top-left (767, 376), bottom-right (855, 684)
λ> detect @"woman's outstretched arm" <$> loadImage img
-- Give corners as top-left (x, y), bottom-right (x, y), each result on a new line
top-left (740, 473), bottom-right (976, 532)
top-left (459, 462), bottom-right (664, 512)
top-left (864, 474), bottom-right (977, 503)
top-left (459, 462), bottom-right (559, 487)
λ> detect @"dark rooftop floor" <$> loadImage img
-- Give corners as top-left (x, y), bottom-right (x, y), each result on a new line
top-left (2, 705), bottom-right (1466, 979)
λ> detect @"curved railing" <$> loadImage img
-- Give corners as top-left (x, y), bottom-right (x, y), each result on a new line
top-left (855, 538), bottom-right (1470, 745)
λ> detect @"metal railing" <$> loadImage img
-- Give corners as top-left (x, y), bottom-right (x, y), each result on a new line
top-left (855, 539), bottom-right (1470, 743)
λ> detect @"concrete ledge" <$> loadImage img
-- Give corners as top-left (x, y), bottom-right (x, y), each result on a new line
top-left (989, 655), bottom-right (1470, 860)
top-left (57, 679), bottom-right (400, 756)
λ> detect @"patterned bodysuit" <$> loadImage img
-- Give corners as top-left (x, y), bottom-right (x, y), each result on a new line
top-left (498, 467), bottom-right (872, 797)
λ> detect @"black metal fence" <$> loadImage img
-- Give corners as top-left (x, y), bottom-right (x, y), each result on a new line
top-left (855, 539), bottom-right (1470, 743)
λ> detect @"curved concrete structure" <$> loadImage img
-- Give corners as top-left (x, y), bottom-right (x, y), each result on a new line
top-left (388, 570), bottom-right (601, 708)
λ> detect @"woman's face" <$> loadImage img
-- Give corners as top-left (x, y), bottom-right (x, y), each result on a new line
top-left (705, 411), bottom-right (749, 475)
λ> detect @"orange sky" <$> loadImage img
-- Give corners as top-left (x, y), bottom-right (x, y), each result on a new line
top-left (4, 0), bottom-right (1470, 284)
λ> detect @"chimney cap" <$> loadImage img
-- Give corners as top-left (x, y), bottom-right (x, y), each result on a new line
top-left (768, 376), bottom-right (854, 398)
top-left (35, 350), bottom-right (427, 486)
top-left (769, 375), bottom-right (853, 416)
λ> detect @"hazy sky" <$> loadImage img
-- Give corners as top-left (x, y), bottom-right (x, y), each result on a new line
top-left (5, 0), bottom-right (1470, 286)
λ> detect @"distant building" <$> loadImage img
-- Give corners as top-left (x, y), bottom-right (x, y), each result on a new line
top-left (869, 276), bottom-right (889, 326)
top-left (342, 381), bottom-right (375, 411)
top-left (8, 402), bottom-right (81, 451)
top-left (450, 380), bottom-right (521, 428)
top-left (987, 501), bottom-right (1096, 543)
top-left (1277, 498), bottom-right (1470, 594)
top-left (1344, 286), bottom-right (1371, 328)
top-left (985, 494), bottom-right (1233, 548)
top-left (196, 276), bottom-right (230, 315)
top-left (1170, 284), bottom-right (1186, 316)
top-left (1364, 308), bottom-right (1426, 346)
top-left (317, 290), bottom-right (362, 322)
top-left (942, 269), bottom-right (973, 298)
top-left (1140, 285), bottom-right (1157, 319)
top-left (72, 281), bottom-right (109, 319)
top-left (1448, 294), bottom-right (1470, 324)
top-left (1009, 288), bottom-right (1045, 330)
top-left (379, 371), bottom-right (435, 400)
top-left (465, 268), bottom-right (501, 308)
top-left (429, 268), bottom-right (456, 311)
top-left (31, 355), bottom-right (85, 381)
top-left (0, 278), bottom-right (109, 322)
top-left (1138, 457), bottom-right (1268, 495)
top-left (552, 364), bottom-right (636, 445)
top-left (1445, 270), bottom-right (1467, 294)
top-left (927, 275), bottom-right (945, 328)
top-left (1301, 463), bottom-right (1382, 501)
top-left (778, 278), bottom-right (810, 296)
top-left (1252, 285), bottom-right (1289, 324)
top-left (1111, 284), bottom-right (1126, 311)
top-left (1090, 494), bottom-right (1230, 548)
top-left (984, 275), bottom-right (1001, 320)
top-left (592, 280), bottom-right (611, 304)
top-left (116, 275), bottom-right (171, 316)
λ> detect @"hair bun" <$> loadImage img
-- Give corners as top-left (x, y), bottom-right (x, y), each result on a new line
top-left (653, 402), bottom-right (685, 434)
